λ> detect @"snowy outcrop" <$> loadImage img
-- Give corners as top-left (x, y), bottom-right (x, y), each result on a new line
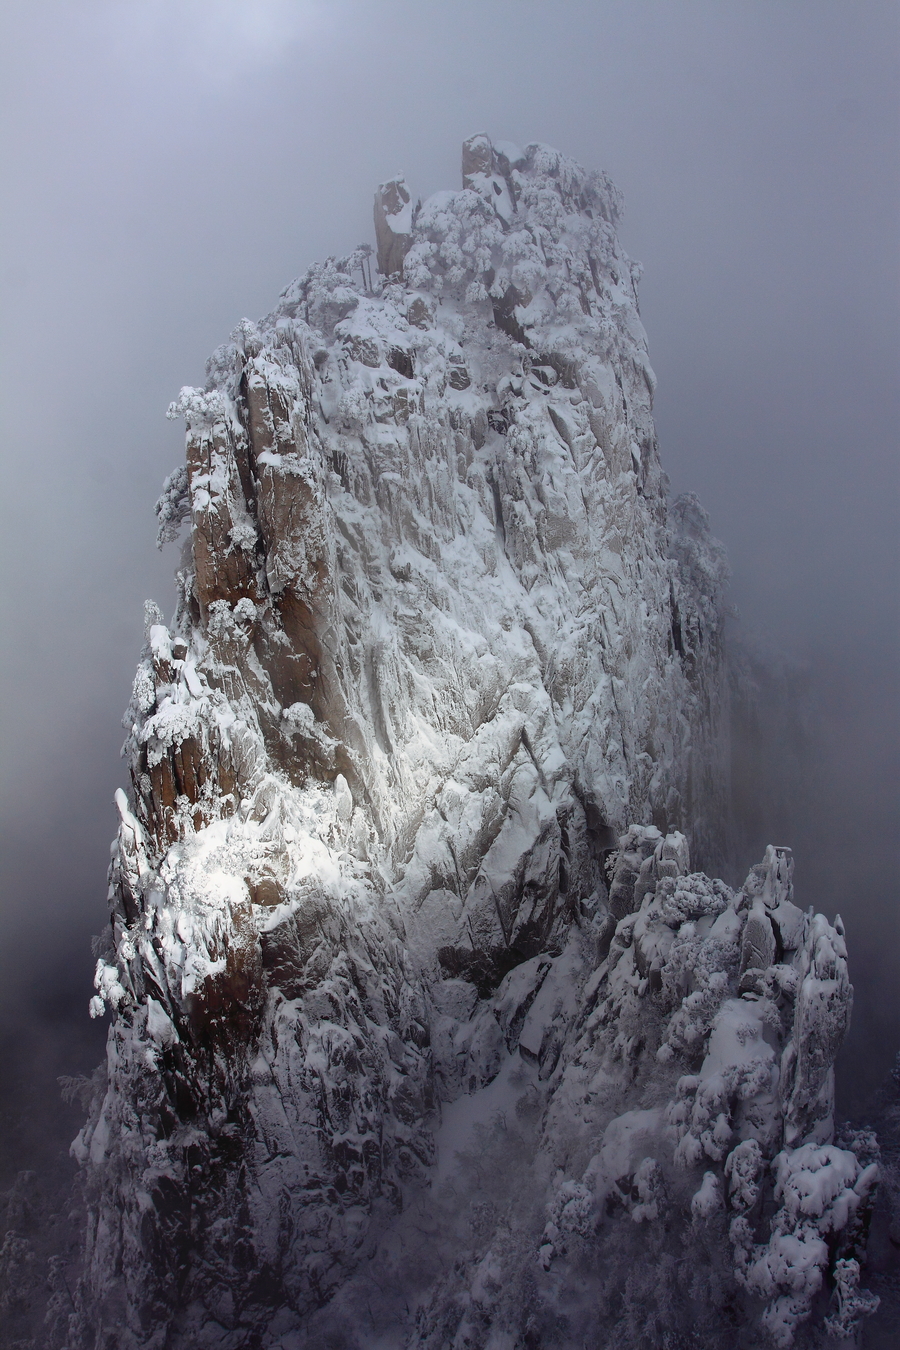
top-left (517, 842), bottom-right (871, 1347)
top-left (71, 136), bottom-right (866, 1348)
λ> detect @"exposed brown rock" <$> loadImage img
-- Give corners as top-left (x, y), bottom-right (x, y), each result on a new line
top-left (373, 177), bottom-right (412, 277)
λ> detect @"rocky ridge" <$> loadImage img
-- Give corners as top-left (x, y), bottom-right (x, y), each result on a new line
top-left (70, 135), bottom-right (872, 1348)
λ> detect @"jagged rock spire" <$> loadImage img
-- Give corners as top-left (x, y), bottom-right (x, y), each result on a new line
top-left (373, 175), bottom-right (412, 275)
top-left (67, 136), bottom-right (867, 1350)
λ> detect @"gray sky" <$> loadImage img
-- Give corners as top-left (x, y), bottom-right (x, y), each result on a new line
top-left (1, 0), bottom-right (897, 1144)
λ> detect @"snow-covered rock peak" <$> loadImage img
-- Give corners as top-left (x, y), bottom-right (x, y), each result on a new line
top-left (70, 135), bottom-right (868, 1349)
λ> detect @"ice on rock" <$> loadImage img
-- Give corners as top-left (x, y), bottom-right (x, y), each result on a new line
top-left (70, 135), bottom-right (868, 1349)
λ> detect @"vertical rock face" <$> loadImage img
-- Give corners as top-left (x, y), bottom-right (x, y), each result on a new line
top-left (73, 138), bottom-right (867, 1348)
top-left (374, 177), bottom-right (413, 277)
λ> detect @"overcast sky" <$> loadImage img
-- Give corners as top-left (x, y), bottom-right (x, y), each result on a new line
top-left (1, 0), bottom-right (897, 1161)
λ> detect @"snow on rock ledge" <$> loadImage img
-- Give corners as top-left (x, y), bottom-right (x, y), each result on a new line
top-left (70, 137), bottom-right (867, 1349)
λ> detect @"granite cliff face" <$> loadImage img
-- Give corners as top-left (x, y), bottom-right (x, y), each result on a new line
top-left (72, 137), bottom-right (873, 1348)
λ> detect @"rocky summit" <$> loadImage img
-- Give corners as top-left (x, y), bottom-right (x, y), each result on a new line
top-left (71, 136), bottom-right (873, 1349)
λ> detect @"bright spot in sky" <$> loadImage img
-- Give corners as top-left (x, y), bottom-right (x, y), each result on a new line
top-left (108, 0), bottom-right (330, 79)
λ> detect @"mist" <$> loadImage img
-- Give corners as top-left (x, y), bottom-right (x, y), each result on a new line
top-left (0, 0), bottom-right (896, 1207)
